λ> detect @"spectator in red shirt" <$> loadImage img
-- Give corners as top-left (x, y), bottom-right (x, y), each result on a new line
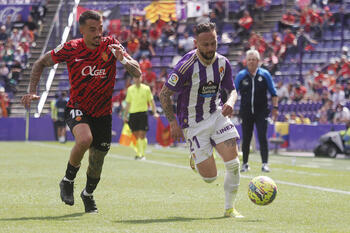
top-left (118, 26), bottom-right (131, 47)
top-left (270, 32), bottom-right (285, 58)
top-left (327, 58), bottom-right (338, 76)
top-left (0, 86), bottom-right (9, 117)
top-left (282, 29), bottom-right (297, 57)
top-left (139, 55), bottom-right (152, 73)
top-left (112, 89), bottom-right (126, 116)
top-left (127, 33), bottom-right (140, 58)
top-left (322, 6), bottom-right (335, 30)
top-left (247, 31), bottom-right (258, 49)
top-left (278, 10), bottom-right (296, 31)
top-left (131, 22), bottom-right (142, 39)
top-left (234, 10), bottom-right (253, 40)
top-left (108, 20), bottom-right (121, 38)
top-left (293, 81), bottom-right (307, 102)
top-left (339, 56), bottom-right (350, 77)
top-left (156, 15), bottom-right (166, 31)
top-left (149, 23), bottom-right (161, 45)
top-left (142, 67), bottom-right (157, 95)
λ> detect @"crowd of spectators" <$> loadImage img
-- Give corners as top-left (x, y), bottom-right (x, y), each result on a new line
top-left (230, 0), bottom-right (350, 125)
top-left (107, 0), bottom-right (349, 126)
top-left (0, 0), bottom-right (47, 117)
top-left (1, 0), bottom-right (348, 126)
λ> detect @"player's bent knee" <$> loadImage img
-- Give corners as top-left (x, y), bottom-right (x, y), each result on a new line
top-left (202, 176), bottom-right (217, 183)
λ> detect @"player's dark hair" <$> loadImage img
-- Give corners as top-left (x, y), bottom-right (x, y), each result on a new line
top-left (193, 22), bottom-right (216, 37)
top-left (79, 10), bottom-right (102, 26)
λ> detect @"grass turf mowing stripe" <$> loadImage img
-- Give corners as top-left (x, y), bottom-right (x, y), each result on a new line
top-left (31, 142), bottom-right (350, 195)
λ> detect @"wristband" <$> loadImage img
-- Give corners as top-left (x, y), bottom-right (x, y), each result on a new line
top-left (120, 57), bottom-right (127, 65)
top-left (273, 106), bottom-right (278, 110)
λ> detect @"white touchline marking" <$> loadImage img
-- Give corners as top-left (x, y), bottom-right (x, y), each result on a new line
top-left (31, 142), bottom-right (350, 195)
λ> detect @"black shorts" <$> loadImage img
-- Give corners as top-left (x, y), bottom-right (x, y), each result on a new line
top-left (65, 107), bottom-right (111, 151)
top-left (128, 111), bottom-right (149, 132)
top-left (56, 119), bottom-right (66, 127)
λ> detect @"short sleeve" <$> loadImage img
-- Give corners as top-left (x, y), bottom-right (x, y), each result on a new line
top-left (165, 61), bottom-right (191, 92)
top-left (221, 59), bottom-right (235, 91)
top-left (51, 42), bottom-right (72, 64)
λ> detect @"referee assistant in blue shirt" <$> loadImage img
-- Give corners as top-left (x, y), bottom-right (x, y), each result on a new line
top-left (234, 49), bottom-right (278, 172)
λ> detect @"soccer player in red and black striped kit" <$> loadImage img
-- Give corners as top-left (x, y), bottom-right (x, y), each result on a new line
top-left (21, 10), bottom-right (141, 213)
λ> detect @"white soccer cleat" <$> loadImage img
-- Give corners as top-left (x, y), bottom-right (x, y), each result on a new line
top-left (224, 208), bottom-right (244, 218)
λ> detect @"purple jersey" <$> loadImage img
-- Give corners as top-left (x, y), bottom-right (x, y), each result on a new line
top-left (165, 50), bottom-right (235, 128)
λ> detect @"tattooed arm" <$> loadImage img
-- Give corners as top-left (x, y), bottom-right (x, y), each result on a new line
top-left (159, 85), bottom-right (185, 142)
top-left (159, 85), bottom-right (176, 122)
top-left (123, 57), bottom-right (141, 78)
top-left (109, 44), bottom-right (141, 78)
top-left (21, 52), bottom-right (55, 108)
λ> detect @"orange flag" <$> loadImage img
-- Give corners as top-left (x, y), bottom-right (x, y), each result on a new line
top-left (119, 123), bottom-right (136, 147)
top-left (156, 118), bottom-right (173, 147)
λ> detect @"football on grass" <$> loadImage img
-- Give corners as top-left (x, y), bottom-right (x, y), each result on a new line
top-left (248, 176), bottom-right (277, 205)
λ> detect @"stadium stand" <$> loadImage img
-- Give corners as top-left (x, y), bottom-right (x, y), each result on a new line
top-left (3, 0), bottom-right (349, 127)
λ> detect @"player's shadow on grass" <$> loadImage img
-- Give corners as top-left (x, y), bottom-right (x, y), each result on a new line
top-left (0, 212), bottom-right (85, 221)
top-left (114, 216), bottom-right (259, 224)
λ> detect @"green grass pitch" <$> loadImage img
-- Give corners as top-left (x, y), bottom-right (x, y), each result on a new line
top-left (1, 141), bottom-right (350, 233)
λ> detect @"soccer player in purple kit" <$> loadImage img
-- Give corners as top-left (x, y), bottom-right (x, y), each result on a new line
top-left (159, 22), bottom-right (243, 218)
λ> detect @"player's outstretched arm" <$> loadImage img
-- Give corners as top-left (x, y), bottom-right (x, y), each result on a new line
top-left (21, 52), bottom-right (55, 108)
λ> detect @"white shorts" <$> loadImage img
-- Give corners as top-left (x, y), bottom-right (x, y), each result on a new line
top-left (183, 111), bottom-right (240, 165)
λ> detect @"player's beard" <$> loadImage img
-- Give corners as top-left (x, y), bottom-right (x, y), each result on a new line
top-left (199, 50), bottom-right (215, 61)
top-left (92, 36), bottom-right (101, 46)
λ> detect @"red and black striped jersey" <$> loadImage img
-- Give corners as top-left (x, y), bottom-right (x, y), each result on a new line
top-left (51, 36), bottom-right (127, 117)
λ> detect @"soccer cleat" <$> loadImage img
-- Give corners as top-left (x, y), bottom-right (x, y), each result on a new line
top-left (240, 163), bottom-right (250, 172)
top-left (59, 179), bottom-right (74, 206)
top-left (80, 190), bottom-right (98, 213)
top-left (224, 208), bottom-right (244, 218)
top-left (262, 163), bottom-right (271, 172)
top-left (189, 155), bottom-right (197, 173)
top-left (135, 155), bottom-right (146, 160)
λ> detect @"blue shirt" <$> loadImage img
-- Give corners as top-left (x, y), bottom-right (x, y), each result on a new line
top-left (234, 67), bottom-right (277, 116)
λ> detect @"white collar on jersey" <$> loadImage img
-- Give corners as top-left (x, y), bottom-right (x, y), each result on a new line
top-left (196, 49), bottom-right (217, 66)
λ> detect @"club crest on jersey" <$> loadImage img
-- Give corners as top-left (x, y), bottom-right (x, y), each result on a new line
top-left (168, 73), bottom-right (179, 86)
top-left (101, 52), bottom-right (108, 62)
top-left (258, 76), bottom-right (263, 82)
top-left (54, 43), bottom-right (64, 53)
top-left (198, 81), bottom-right (218, 98)
top-left (82, 66), bottom-right (107, 78)
top-left (219, 66), bottom-right (225, 78)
